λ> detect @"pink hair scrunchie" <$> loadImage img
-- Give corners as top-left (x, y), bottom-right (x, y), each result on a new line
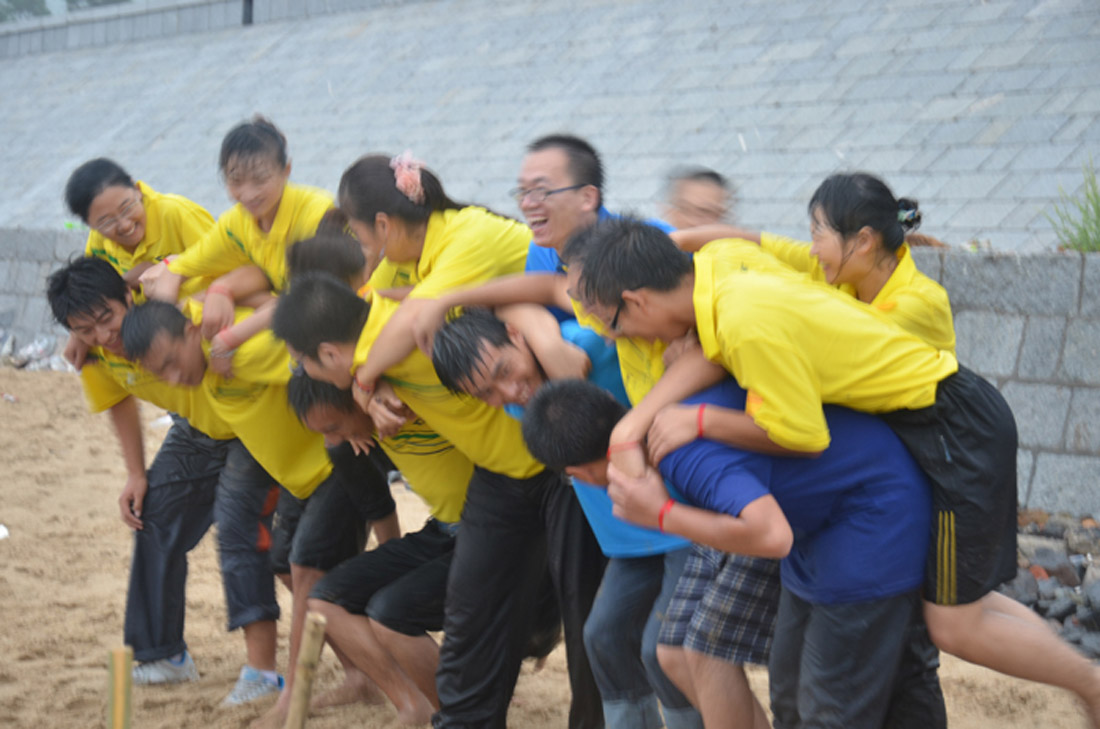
top-left (390, 150), bottom-right (426, 205)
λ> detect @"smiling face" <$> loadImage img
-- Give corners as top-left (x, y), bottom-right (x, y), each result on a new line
top-left (302, 402), bottom-right (374, 448)
top-left (458, 332), bottom-right (544, 409)
top-left (224, 154), bottom-right (290, 227)
top-left (516, 147), bottom-right (599, 251)
top-left (66, 297), bottom-right (130, 356)
top-left (139, 327), bottom-right (208, 386)
top-left (87, 185), bottom-right (146, 251)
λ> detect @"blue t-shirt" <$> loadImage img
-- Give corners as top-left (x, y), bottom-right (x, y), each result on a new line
top-left (524, 207), bottom-right (673, 321)
top-left (509, 317), bottom-right (688, 558)
top-left (658, 380), bottom-right (931, 604)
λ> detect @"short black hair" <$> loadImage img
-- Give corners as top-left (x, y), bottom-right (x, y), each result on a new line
top-left (46, 257), bottom-right (129, 328)
top-left (220, 115), bottom-right (288, 171)
top-left (271, 272), bottom-right (369, 358)
top-left (64, 158), bottom-right (135, 222)
top-left (287, 370), bottom-right (357, 422)
top-left (528, 134), bottom-right (604, 203)
top-left (431, 307), bottom-right (512, 394)
top-left (522, 379), bottom-right (626, 470)
top-left (121, 300), bottom-right (188, 360)
top-left (563, 216), bottom-right (693, 307)
top-left (286, 231), bottom-right (366, 286)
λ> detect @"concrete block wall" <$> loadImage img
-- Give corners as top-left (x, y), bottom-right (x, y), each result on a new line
top-left (0, 228), bottom-right (85, 345)
top-left (0, 0), bottom-right (409, 58)
top-left (912, 248), bottom-right (1100, 519)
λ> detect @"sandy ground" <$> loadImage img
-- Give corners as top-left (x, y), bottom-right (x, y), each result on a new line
top-left (0, 368), bottom-right (1090, 729)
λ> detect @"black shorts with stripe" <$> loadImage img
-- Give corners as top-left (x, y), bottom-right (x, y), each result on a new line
top-left (883, 366), bottom-right (1018, 606)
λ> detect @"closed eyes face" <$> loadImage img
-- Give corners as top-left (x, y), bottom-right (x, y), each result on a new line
top-left (87, 185), bottom-right (146, 250)
top-left (458, 340), bottom-right (543, 408)
top-left (140, 330), bottom-right (207, 386)
top-left (224, 154), bottom-right (289, 224)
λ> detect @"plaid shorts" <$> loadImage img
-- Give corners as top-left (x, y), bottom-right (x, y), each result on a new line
top-left (658, 544), bottom-right (781, 665)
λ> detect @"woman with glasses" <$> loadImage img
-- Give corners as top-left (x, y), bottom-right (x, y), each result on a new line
top-left (65, 157), bottom-right (216, 295)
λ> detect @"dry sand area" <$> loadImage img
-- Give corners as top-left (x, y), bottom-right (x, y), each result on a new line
top-left (0, 367), bottom-right (1090, 728)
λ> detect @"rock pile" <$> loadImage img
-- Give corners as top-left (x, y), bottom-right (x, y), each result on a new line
top-left (1001, 509), bottom-right (1100, 658)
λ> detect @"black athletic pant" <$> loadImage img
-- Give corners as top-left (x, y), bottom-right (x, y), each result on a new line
top-left (434, 466), bottom-right (607, 729)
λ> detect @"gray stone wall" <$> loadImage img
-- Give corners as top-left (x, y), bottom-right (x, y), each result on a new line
top-left (3, 228), bottom-right (1097, 517)
top-left (912, 248), bottom-right (1100, 519)
top-left (0, 0), bottom-right (418, 57)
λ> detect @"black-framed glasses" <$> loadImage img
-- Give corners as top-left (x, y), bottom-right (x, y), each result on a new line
top-left (609, 299), bottom-right (625, 332)
top-left (509, 184), bottom-right (585, 205)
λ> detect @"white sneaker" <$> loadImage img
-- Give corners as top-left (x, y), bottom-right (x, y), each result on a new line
top-left (132, 651), bottom-right (200, 685)
top-left (222, 665), bottom-right (284, 706)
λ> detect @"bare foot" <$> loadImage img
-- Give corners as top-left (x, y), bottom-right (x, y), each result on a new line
top-left (250, 698), bottom-right (287, 729)
top-left (395, 691), bottom-right (434, 726)
top-left (311, 673), bottom-right (384, 710)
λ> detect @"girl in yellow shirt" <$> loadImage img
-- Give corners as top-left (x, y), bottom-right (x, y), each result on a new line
top-left (140, 116), bottom-right (333, 363)
top-left (672, 172), bottom-right (955, 353)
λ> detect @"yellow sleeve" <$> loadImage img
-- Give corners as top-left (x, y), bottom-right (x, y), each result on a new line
top-left (407, 209), bottom-right (529, 299)
top-left (876, 287), bottom-right (957, 353)
top-left (161, 195), bottom-right (217, 249)
top-left (759, 232), bottom-right (827, 282)
top-left (80, 360), bottom-right (131, 412)
top-left (167, 209), bottom-right (250, 280)
top-left (723, 333), bottom-right (831, 452)
top-left (230, 328), bottom-right (293, 386)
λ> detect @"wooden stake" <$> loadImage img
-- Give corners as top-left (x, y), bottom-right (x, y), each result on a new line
top-left (283, 611), bottom-right (327, 729)
top-left (107, 646), bottom-right (133, 729)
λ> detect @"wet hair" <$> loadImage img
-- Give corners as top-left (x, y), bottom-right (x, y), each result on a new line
top-left (527, 134), bottom-right (604, 203)
top-left (271, 272), bottom-right (369, 358)
top-left (337, 154), bottom-right (464, 227)
top-left (563, 216), bottom-right (693, 307)
top-left (64, 158), bottom-right (136, 222)
top-left (46, 256), bottom-right (129, 328)
top-left (667, 165), bottom-right (728, 190)
top-left (522, 379), bottom-right (626, 470)
top-left (431, 307), bottom-right (513, 394)
top-left (120, 300), bottom-right (188, 360)
top-left (286, 231), bottom-right (366, 286)
top-left (809, 172), bottom-right (921, 254)
top-left (219, 115), bottom-right (288, 172)
top-left (287, 370), bottom-right (358, 421)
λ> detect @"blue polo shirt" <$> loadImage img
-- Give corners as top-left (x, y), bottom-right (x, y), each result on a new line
top-left (659, 380), bottom-right (931, 604)
top-left (511, 319), bottom-right (688, 558)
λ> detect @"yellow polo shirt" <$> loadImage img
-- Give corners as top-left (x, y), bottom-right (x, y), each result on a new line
top-left (378, 422), bottom-right (472, 524)
top-left (80, 347), bottom-right (234, 441)
top-left (354, 294), bottom-right (543, 479)
top-left (693, 251), bottom-right (959, 452)
top-left (168, 183), bottom-right (332, 293)
top-left (184, 302), bottom-right (332, 497)
top-left (84, 181), bottom-right (217, 301)
top-left (761, 233), bottom-right (956, 352)
top-left (573, 238), bottom-right (800, 406)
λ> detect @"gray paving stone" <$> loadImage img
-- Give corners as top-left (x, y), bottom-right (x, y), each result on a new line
top-left (1018, 447), bottom-right (1035, 505)
top-left (930, 147), bottom-right (995, 173)
top-left (1001, 381), bottom-right (1073, 449)
top-left (1028, 453), bottom-right (1100, 519)
top-left (1018, 315), bottom-right (1068, 380)
top-left (1008, 143), bottom-right (1080, 172)
top-left (1060, 319), bottom-right (1100, 386)
top-left (909, 247), bottom-right (942, 282)
top-left (1082, 255), bottom-right (1100, 318)
top-left (947, 200), bottom-right (1018, 229)
top-left (1067, 388), bottom-right (1100, 453)
top-left (942, 250), bottom-right (1080, 315)
top-left (954, 311), bottom-right (1025, 378)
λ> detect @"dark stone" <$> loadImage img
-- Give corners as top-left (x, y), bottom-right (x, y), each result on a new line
top-left (1062, 618), bottom-right (1086, 644)
top-left (1079, 633), bottom-right (1100, 660)
top-left (1031, 547), bottom-right (1081, 587)
top-left (1076, 605), bottom-right (1100, 631)
top-left (1047, 597), bottom-right (1078, 621)
top-left (999, 568), bottom-right (1040, 606)
top-left (1066, 526), bottom-right (1100, 557)
top-left (1086, 580), bottom-right (1100, 611)
top-left (1037, 577), bottom-right (1059, 601)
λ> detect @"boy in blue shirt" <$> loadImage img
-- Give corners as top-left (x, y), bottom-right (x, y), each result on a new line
top-left (432, 307), bottom-right (702, 729)
top-left (523, 378), bottom-right (933, 729)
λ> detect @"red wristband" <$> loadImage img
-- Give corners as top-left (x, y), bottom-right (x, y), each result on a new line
top-left (207, 283), bottom-right (233, 298)
top-left (606, 440), bottom-right (641, 461)
top-left (657, 498), bottom-right (675, 532)
top-left (697, 403), bottom-right (706, 439)
top-left (354, 377), bottom-right (374, 395)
